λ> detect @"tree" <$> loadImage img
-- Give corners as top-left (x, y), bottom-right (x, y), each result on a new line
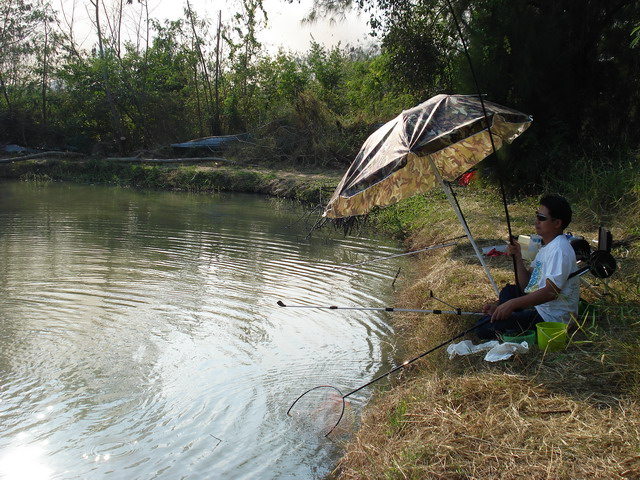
top-left (344, 50), bottom-right (416, 119)
top-left (300, 0), bottom-right (640, 185)
top-left (223, 0), bottom-right (267, 132)
top-left (185, 0), bottom-right (219, 135)
top-left (306, 40), bottom-right (348, 112)
top-left (254, 50), bottom-right (309, 116)
top-left (87, 0), bottom-right (128, 152)
top-left (458, 0), bottom-right (640, 181)
top-left (0, 0), bottom-right (51, 143)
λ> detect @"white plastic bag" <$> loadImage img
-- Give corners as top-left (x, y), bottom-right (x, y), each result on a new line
top-left (484, 341), bottom-right (529, 362)
top-left (447, 340), bottom-right (499, 359)
top-left (447, 340), bottom-right (529, 362)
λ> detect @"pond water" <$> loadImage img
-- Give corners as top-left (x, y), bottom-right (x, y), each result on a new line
top-left (0, 181), bottom-right (403, 479)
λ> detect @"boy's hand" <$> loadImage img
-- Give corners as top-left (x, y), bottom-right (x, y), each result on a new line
top-left (490, 300), bottom-right (516, 322)
top-left (482, 303), bottom-right (497, 316)
top-left (507, 241), bottom-right (522, 259)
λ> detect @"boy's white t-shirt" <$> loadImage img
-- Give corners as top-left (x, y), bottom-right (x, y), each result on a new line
top-left (524, 234), bottom-right (580, 323)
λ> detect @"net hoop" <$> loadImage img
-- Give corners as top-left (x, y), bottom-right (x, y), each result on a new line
top-left (287, 385), bottom-right (346, 437)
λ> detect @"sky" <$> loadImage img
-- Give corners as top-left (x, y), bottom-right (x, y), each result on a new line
top-left (258, 0), bottom-right (374, 52)
top-left (154, 0), bottom-right (374, 52)
top-left (58, 0), bottom-right (375, 53)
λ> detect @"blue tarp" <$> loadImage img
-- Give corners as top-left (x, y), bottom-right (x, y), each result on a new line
top-left (171, 133), bottom-right (252, 149)
top-left (2, 144), bottom-right (36, 153)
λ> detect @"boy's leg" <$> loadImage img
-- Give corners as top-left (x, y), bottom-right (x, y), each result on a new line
top-left (475, 284), bottom-right (532, 339)
top-left (475, 310), bottom-right (540, 339)
top-left (498, 284), bottom-right (522, 304)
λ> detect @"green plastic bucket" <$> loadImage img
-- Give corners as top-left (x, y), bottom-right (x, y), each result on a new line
top-left (501, 330), bottom-right (536, 348)
top-left (536, 322), bottom-right (568, 351)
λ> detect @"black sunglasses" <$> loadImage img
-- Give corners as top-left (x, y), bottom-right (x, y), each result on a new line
top-left (535, 212), bottom-right (550, 222)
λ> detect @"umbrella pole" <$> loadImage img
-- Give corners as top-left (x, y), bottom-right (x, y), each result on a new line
top-left (428, 157), bottom-right (500, 296)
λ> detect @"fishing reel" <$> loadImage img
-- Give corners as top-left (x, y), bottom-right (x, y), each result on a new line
top-left (570, 227), bottom-right (617, 280)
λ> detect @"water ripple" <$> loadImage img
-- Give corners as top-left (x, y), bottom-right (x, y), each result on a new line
top-left (0, 182), bottom-right (404, 479)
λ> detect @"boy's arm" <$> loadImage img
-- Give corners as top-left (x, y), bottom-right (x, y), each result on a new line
top-left (490, 279), bottom-right (559, 322)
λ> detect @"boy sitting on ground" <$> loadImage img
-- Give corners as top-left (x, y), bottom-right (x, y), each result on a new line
top-left (476, 194), bottom-right (580, 339)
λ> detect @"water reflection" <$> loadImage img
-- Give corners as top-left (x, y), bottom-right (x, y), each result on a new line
top-left (0, 442), bottom-right (53, 480)
top-left (0, 181), bottom-right (403, 479)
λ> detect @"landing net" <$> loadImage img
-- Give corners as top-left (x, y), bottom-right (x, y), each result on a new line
top-left (286, 385), bottom-right (354, 437)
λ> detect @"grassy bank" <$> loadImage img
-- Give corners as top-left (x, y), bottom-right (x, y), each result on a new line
top-left (0, 157), bottom-right (342, 206)
top-left (332, 183), bottom-right (640, 479)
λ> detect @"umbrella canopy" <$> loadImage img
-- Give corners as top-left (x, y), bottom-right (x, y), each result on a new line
top-left (324, 94), bottom-right (532, 219)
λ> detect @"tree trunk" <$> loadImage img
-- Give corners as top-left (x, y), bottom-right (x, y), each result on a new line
top-left (41, 18), bottom-right (49, 132)
top-left (0, 73), bottom-right (12, 112)
top-left (193, 64), bottom-right (204, 137)
top-left (90, 0), bottom-right (126, 154)
top-left (214, 10), bottom-right (222, 135)
top-left (185, 0), bottom-right (217, 135)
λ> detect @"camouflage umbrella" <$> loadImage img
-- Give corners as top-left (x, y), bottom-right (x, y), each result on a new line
top-left (324, 94), bottom-right (532, 219)
top-left (324, 94), bottom-right (532, 294)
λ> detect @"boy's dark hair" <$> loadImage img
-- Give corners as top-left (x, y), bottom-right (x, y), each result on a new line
top-left (540, 194), bottom-right (572, 229)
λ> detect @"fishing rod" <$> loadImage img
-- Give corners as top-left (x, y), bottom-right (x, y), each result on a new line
top-left (280, 263), bottom-right (594, 322)
top-left (287, 317), bottom-right (492, 436)
top-left (445, 0), bottom-right (520, 287)
top-left (334, 237), bottom-right (463, 270)
top-left (277, 300), bottom-right (483, 316)
top-left (343, 317), bottom-right (490, 399)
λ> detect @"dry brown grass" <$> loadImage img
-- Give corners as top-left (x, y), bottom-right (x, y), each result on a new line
top-left (334, 373), bottom-right (640, 480)
top-left (330, 188), bottom-right (640, 480)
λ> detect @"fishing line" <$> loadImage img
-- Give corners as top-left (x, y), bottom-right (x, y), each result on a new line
top-left (333, 236), bottom-right (463, 270)
top-left (445, 0), bottom-right (519, 287)
top-left (287, 317), bottom-right (491, 437)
